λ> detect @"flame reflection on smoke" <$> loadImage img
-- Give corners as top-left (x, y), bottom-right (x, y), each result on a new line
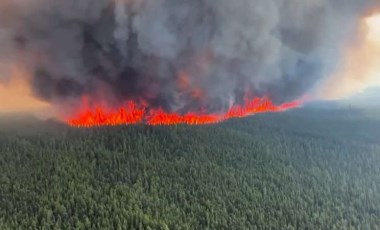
top-left (0, 67), bottom-right (50, 114)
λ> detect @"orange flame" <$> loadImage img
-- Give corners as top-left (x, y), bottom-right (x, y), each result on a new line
top-left (67, 96), bottom-right (303, 127)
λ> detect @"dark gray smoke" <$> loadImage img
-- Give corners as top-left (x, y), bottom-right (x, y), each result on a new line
top-left (0, 0), bottom-right (378, 112)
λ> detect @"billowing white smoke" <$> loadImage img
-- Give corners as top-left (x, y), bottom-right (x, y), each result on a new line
top-left (0, 0), bottom-right (378, 112)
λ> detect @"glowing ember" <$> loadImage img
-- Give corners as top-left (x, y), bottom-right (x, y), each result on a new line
top-left (67, 96), bottom-right (303, 127)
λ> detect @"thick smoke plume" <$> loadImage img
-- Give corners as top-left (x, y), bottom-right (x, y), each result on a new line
top-left (0, 0), bottom-right (379, 114)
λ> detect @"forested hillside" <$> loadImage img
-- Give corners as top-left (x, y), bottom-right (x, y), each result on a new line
top-left (1, 108), bottom-right (380, 229)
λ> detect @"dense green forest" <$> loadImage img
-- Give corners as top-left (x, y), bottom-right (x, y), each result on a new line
top-left (1, 107), bottom-right (380, 229)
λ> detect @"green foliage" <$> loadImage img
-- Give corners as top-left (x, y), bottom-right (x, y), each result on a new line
top-left (1, 109), bottom-right (380, 229)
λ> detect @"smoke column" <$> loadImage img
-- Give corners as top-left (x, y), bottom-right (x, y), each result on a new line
top-left (0, 0), bottom-right (379, 125)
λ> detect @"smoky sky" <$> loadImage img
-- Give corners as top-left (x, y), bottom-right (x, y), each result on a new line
top-left (0, 0), bottom-right (378, 113)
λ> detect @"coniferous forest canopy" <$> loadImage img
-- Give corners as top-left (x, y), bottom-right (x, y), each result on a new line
top-left (1, 107), bottom-right (380, 229)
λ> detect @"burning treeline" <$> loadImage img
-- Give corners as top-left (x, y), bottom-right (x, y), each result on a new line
top-left (0, 0), bottom-right (379, 126)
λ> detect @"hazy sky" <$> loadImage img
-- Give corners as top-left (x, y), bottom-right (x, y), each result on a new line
top-left (317, 13), bottom-right (380, 99)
